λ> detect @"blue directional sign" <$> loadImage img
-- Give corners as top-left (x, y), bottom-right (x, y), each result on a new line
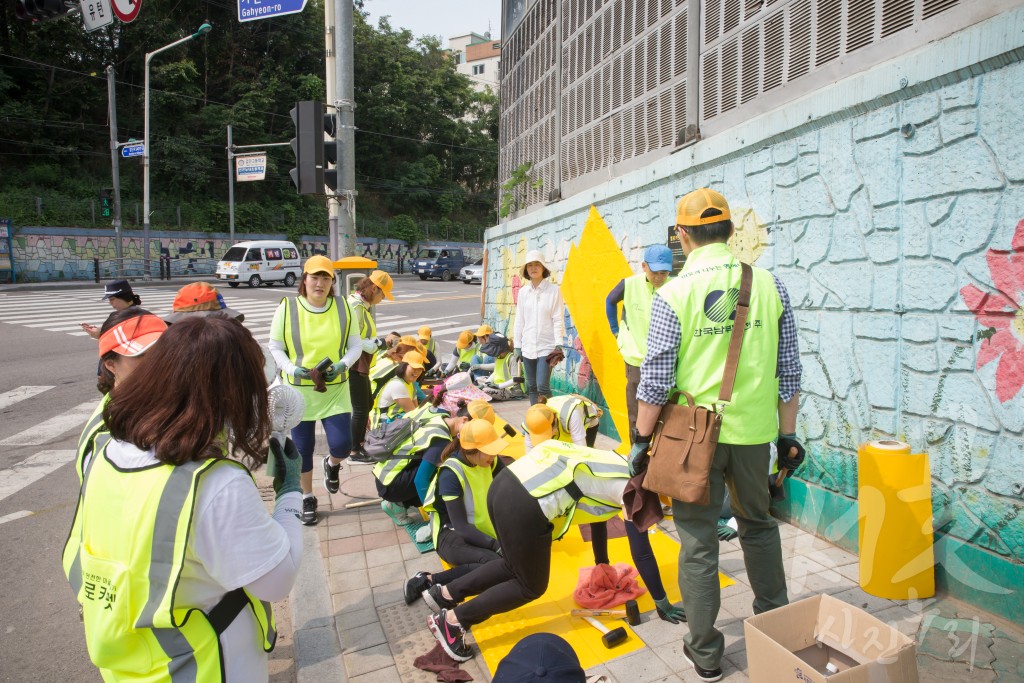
top-left (238, 0), bottom-right (307, 23)
top-left (121, 144), bottom-right (145, 158)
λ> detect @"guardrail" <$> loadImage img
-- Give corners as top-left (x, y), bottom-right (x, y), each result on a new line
top-left (87, 256), bottom-right (404, 283)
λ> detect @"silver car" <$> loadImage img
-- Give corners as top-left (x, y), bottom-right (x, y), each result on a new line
top-left (460, 258), bottom-right (483, 284)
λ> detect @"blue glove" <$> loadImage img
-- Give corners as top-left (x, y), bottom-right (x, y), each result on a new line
top-left (270, 435), bottom-right (302, 498)
top-left (414, 383), bottom-right (427, 402)
top-left (323, 361), bottom-right (347, 382)
top-left (292, 367), bottom-right (311, 381)
top-left (654, 596), bottom-right (687, 624)
top-left (627, 429), bottom-right (652, 477)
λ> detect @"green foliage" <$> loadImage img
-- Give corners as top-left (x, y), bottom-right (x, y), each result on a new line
top-left (388, 214), bottom-right (420, 246)
top-left (0, 2), bottom-right (498, 234)
top-left (499, 162), bottom-right (543, 218)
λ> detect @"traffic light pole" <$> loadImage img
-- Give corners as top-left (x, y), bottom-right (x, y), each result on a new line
top-left (325, 0), bottom-right (339, 261)
top-left (106, 65), bottom-right (123, 276)
top-left (227, 125), bottom-right (235, 246)
top-left (334, 0), bottom-right (356, 260)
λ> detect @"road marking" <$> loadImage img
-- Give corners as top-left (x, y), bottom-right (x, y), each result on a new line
top-left (0, 386), bottom-right (53, 411)
top-left (0, 511), bottom-right (33, 526)
top-left (0, 450), bottom-right (77, 503)
top-left (380, 294), bottom-right (480, 305)
top-left (0, 402), bottom-right (96, 446)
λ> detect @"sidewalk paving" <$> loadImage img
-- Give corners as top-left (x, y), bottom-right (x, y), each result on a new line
top-left (288, 398), bottom-right (1024, 683)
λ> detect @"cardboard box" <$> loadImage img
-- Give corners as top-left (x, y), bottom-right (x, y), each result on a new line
top-left (744, 594), bottom-right (918, 683)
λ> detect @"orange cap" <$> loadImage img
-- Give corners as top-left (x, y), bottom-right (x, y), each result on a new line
top-left (418, 325), bottom-right (432, 340)
top-left (456, 330), bottom-right (475, 350)
top-left (399, 335), bottom-right (427, 356)
top-left (303, 255), bottom-right (335, 276)
top-left (524, 404), bottom-right (556, 443)
top-left (466, 399), bottom-right (495, 423)
top-left (99, 314), bottom-right (167, 358)
top-left (676, 188), bottom-right (731, 227)
top-left (474, 324), bottom-right (494, 337)
top-left (401, 351), bottom-right (426, 369)
top-left (369, 270), bottom-right (394, 300)
top-left (460, 419), bottom-right (507, 455)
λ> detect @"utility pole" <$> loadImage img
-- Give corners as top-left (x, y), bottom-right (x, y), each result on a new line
top-left (335, 0), bottom-right (356, 259)
top-left (106, 65), bottom-right (123, 276)
top-left (227, 125), bottom-right (235, 245)
top-left (324, 0), bottom-right (339, 260)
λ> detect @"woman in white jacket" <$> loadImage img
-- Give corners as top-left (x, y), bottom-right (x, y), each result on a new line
top-left (513, 250), bottom-right (565, 405)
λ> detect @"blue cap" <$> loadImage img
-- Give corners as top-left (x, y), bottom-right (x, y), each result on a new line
top-left (492, 633), bottom-right (585, 683)
top-left (643, 244), bottom-right (673, 272)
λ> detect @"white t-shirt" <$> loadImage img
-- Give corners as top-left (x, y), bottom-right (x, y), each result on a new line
top-left (513, 279), bottom-right (566, 359)
top-left (378, 376), bottom-right (413, 409)
top-left (86, 441), bottom-right (290, 683)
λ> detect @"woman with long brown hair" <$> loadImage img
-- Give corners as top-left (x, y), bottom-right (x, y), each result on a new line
top-left (63, 317), bottom-right (303, 683)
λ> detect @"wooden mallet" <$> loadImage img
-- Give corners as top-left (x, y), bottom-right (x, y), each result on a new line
top-left (570, 599), bottom-right (641, 626)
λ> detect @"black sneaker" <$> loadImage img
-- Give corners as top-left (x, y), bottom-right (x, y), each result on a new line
top-left (301, 496), bottom-right (319, 526)
top-left (348, 448), bottom-right (376, 465)
top-left (422, 584), bottom-right (458, 614)
top-left (323, 456), bottom-right (340, 494)
top-left (682, 644), bottom-right (722, 682)
top-left (428, 609), bottom-right (472, 662)
top-left (404, 572), bottom-right (432, 605)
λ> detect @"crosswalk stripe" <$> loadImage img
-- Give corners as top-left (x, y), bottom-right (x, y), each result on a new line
top-left (0, 401), bottom-right (97, 446)
top-left (0, 450), bottom-right (77, 503)
top-left (0, 386), bottom-right (53, 411)
top-left (0, 511), bottom-right (34, 526)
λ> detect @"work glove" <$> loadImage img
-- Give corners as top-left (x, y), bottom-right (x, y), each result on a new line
top-left (776, 433), bottom-right (805, 474)
top-left (628, 429), bottom-right (652, 478)
top-left (512, 348), bottom-right (522, 360)
top-left (270, 434), bottom-right (302, 498)
top-left (654, 597), bottom-right (687, 624)
top-left (292, 367), bottom-right (311, 381)
top-left (323, 361), bottom-right (347, 382)
top-left (414, 383), bottom-right (427, 402)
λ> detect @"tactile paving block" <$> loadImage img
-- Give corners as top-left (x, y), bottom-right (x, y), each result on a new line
top-left (379, 602), bottom-right (483, 683)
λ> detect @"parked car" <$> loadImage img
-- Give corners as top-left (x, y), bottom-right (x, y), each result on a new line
top-left (411, 247), bottom-right (466, 281)
top-left (217, 240), bottom-right (301, 288)
top-left (460, 258), bottom-right (483, 284)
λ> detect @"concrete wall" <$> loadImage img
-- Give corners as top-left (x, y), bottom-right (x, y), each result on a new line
top-left (483, 13), bottom-right (1024, 621)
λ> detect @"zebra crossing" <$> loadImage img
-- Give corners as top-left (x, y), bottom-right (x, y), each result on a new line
top-left (0, 286), bottom-right (479, 349)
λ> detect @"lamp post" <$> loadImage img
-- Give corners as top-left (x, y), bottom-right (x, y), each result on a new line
top-left (143, 22), bottom-right (212, 278)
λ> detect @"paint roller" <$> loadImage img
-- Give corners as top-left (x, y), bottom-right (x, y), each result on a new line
top-left (571, 599), bottom-right (641, 626)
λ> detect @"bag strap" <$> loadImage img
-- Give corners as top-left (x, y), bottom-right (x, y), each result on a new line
top-left (717, 263), bottom-right (753, 404)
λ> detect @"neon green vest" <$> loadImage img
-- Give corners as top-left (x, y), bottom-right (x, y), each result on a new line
top-left (372, 405), bottom-right (451, 486)
top-left (370, 357), bottom-right (397, 386)
top-left (281, 296), bottom-right (351, 387)
top-left (347, 293), bottom-right (376, 340)
top-left (524, 395), bottom-right (600, 445)
top-left (371, 376), bottom-right (415, 426)
top-left (617, 274), bottom-right (657, 367)
top-left (424, 338), bottom-right (437, 357)
top-left (75, 395), bottom-right (110, 484)
top-left (656, 243), bottom-right (782, 444)
top-left (63, 437), bottom-right (275, 682)
top-left (457, 344), bottom-right (477, 366)
top-left (492, 354), bottom-right (512, 384)
top-left (423, 455), bottom-right (498, 546)
top-left (507, 440), bottom-right (628, 540)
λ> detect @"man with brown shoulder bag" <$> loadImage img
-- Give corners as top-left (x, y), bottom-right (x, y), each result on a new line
top-left (628, 188), bottom-right (804, 682)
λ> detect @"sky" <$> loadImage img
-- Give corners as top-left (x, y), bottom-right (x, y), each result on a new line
top-left (361, 0), bottom-right (503, 42)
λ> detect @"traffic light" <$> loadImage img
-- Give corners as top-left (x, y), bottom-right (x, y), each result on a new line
top-left (16, 0), bottom-right (74, 21)
top-left (99, 189), bottom-right (112, 219)
top-left (323, 111), bottom-right (338, 192)
top-left (289, 101), bottom-right (325, 195)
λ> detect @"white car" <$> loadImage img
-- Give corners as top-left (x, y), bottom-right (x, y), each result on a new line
top-left (460, 258), bottom-right (483, 284)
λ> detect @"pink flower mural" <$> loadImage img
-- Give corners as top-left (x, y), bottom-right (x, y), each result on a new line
top-left (960, 219), bottom-right (1024, 403)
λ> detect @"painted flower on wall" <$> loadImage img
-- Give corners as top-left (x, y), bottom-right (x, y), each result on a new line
top-left (960, 219), bottom-right (1024, 403)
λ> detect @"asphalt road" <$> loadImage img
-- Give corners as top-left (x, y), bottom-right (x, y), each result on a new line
top-left (0, 275), bottom-right (483, 682)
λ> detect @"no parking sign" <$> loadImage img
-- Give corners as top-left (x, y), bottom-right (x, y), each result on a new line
top-left (110, 0), bottom-right (141, 23)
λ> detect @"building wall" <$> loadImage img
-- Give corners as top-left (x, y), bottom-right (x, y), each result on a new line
top-left (483, 17), bottom-right (1024, 621)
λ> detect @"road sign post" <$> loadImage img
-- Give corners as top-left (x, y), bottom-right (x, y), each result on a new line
top-left (238, 0), bottom-right (307, 22)
top-left (121, 143), bottom-right (144, 158)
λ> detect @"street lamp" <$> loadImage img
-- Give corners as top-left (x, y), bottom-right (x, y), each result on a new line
top-left (142, 22), bottom-right (213, 278)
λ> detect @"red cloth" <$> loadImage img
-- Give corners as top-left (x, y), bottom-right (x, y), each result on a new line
top-left (573, 562), bottom-right (647, 609)
top-left (414, 643), bottom-right (474, 682)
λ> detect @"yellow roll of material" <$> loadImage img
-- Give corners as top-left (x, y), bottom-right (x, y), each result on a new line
top-left (857, 440), bottom-right (935, 599)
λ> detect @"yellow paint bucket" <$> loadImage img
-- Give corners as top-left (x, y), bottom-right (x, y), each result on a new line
top-left (857, 440), bottom-right (935, 599)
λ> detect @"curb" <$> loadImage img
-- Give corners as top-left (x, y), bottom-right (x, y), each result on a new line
top-left (290, 525), bottom-right (346, 683)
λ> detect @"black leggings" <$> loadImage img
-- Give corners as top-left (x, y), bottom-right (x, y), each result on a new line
top-left (375, 467), bottom-right (421, 509)
top-left (349, 371), bottom-right (371, 449)
top-left (448, 469), bottom-right (553, 629)
top-left (431, 527), bottom-right (502, 585)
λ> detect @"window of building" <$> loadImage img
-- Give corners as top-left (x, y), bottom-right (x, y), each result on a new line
top-left (472, 64), bottom-right (485, 75)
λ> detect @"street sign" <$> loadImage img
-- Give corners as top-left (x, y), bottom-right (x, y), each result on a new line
top-left (121, 144), bottom-right (145, 158)
top-left (238, 0), bottom-right (307, 23)
top-left (236, 153), bottom-right (267, 182)
top-left (80, 0), bottom-right (113, 31)
top-left (110, 0), bottom-right (140, 23)
top-left (0, 219), bottom-right (13, 282)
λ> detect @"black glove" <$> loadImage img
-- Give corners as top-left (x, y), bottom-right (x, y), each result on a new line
top-left (776, 434), bottom-right (805, 474)
top-left (628, 428), bottom-right (652, 478)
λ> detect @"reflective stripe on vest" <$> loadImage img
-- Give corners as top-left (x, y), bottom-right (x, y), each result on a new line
top-left (542, 395), bottom-right (600, 444)
top-left (373, 407), bottom-right (451, 486)
top-left (347, 294), bottom-right (377, 341)
top-left (75, 395), bottom-right (110, 484)
top-left (656, 243), bottom-right (782, 444)
top-left (282, 296), bottom-right (351, 387)
top-left (425, 338), bottom-right (437, 357)
top-left (507, 440), bottom-right (628, 540)
top-left (617, 274), bottom-right (656, 366)
top-left (371, 377), bottom-right (415, 424)
top-left (423, 455), bottom-right (497, 546)
top-left (63, 440), bottom-right (275, 681)
top-left (492, 354), bottom-right (512, 384)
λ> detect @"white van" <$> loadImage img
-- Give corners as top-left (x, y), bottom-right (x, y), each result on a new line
top-left (216, 240), bottom-right (302, 288)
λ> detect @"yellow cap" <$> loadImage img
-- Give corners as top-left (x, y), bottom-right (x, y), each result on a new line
top-left (418, 325), bottom-right (432, 340)
top-left (369, 270), bottom-right (394, 301)
top-left (524, 404), bottom-right (556, 443)
top-left (401, 351), bottom-right (426, 369)
top-left (676, 188), bottom-right (731, 227)
top-left (460, 419), bottom-right (507, 455)
top-left (474, 324), bottom-right (494, 337)
top-left (399, 335), bottom-right (427, 356)
top-left (466, 399), bottom-right (495, 423)
top-left (303, 255), bottom-right (335, 276)
top-left (456, 330), bottom-right (475, 350)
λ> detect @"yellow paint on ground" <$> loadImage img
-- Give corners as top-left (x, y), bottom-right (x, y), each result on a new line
top-left (494, 415), bottom-right (526, 459)
top-left (473, 522), bottom-right (735, 673)
top-left (562, 207), bottom-right (635, 450)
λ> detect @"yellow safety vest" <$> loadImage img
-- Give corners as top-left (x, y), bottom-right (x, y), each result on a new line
top-left (347, 293), bottom-right (377, 341)
top-left (617, 273), bottom-right (657, 367)
top-left (371, 376), bottom-right (415, 426)
top-left (372, 405), bottom-right (451, 486)
top-left (522, 394), bottom-right (600, 444)
top-left (424, 338), bottom-right (437, 358)
top-left (491, 354), bottom-right (512, 384)
top-left (423, 455), bottom-right (499, 547)
top-left (457, 345), bottom-right (477, 366)
top-left (281, 296), bottom-right (352, 388)
top-left (75, 394), bottom-right (110, 484)
top-left (507, 440), bottom-right (628, 540)
top-left (62, 437), bottom-right (276, 682)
